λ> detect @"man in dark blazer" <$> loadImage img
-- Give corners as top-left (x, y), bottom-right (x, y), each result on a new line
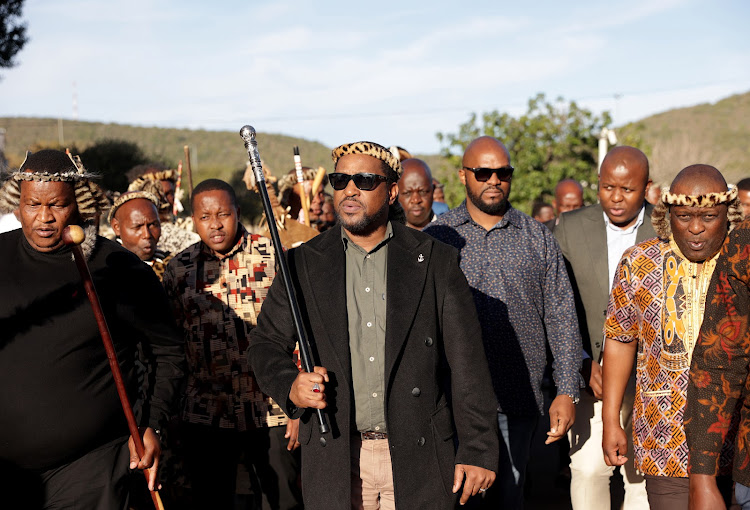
top-left (248, 141), bottom-right (498, 510)
top-left (554, 146), bottom-right (655, 510)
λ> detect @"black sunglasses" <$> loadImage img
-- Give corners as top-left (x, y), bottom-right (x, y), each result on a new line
top-left (328, 172), bottom-right (388, 191)
top-left (462, 166), bottom-right (514, 182)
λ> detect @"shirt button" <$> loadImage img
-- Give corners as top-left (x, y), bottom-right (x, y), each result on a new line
top-left (369, 357), bottom-right (375, 362)
top-left (367, 322), bottom-right (372, 328)
top-left (365, 287), bottom-right (371, 292)
top-left (372, 392), bottom-right (378, 398)
top-left (412, 387), bottom-right (421, 397)
top-left (375, 426), bottom-right (380, 431)
top-left (366, 255), bottom-right (371, 259)
top-left (417, 437), bottom-right (425, 446)
top-left (425, 337), bottom-right (434, 347)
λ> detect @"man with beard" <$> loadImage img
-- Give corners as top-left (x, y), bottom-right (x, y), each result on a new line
top-left (163, 179), bottom-right (302, 510)
top-left (398, 158), bottom-right (436, 230)
top-left (248, 141), bottom-right (498, 510)
top-left (424, 136), bottom-right (582, 508)
top-left (603, 165), bottom-right (741, 509)
top-left (109, 191), bottom-right (171, 281)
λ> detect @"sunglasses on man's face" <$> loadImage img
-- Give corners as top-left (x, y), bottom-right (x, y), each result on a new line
top-left (328, 172), bottom-right (388, 191)
top-left (462, 166), bottom-right (514, 182)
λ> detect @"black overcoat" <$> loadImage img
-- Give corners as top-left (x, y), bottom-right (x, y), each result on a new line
top-left (248, 222), bottom-right (498, 510)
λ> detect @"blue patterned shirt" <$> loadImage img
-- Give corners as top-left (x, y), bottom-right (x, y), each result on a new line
top-left (424, 202), bottom-right (582, 416)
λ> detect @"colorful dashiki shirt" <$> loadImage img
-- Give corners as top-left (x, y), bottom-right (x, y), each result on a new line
top-left (163, 226), bottom-right (293, 430)
top-left (605, 236), bottom-right (719, 477)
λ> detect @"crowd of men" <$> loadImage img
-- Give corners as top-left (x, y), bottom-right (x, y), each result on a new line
top-left (1, 139), bottom-right (750, 510)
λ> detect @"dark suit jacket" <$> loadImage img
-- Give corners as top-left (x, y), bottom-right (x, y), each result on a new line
top-left (554, 203), bottom-right (656, 361)
top-left (248, 222), bottom-right (498, 510)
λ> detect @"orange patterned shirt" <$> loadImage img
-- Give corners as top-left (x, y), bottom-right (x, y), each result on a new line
top-left (605, 236), bottom-right (720, 477)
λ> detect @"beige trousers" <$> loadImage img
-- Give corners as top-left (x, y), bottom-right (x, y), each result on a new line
top-left (568, 379), bottom-right (649, 510)
top-left (351, 437), bottom-right (395, 510)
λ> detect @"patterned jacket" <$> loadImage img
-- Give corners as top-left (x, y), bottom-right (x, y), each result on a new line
top-left (605, 236), bottom-right (731, 477)
top-left (686, 220), bottom-right (750, 484)
top-left (163, 226), bottom-right (290, 430)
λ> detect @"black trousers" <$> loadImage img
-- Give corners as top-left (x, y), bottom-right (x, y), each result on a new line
top-left (182, 423), bottom-right (303, 510)
top-left (2, 436), bottom-right (133, 510)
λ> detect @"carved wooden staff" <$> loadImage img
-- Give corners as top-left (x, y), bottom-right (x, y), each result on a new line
top-left (183, 145), bottom-right (194, 199)
top-left (240, 126), bottom-right (329, 434)
top-left (62, 225), bottom-right (165, 510)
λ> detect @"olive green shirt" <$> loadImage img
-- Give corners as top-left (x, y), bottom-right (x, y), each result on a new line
top-left (343, 222), bottom-right (393, 433)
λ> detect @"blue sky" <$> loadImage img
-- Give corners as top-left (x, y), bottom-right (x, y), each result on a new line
top-left (2, 0), bottom-right (748, 154)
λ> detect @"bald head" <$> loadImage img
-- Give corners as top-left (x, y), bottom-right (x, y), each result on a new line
top-left (670, 164), bottom-right (728, 196)
top-left (600, 146), bottom-right (650, 183)
top-left (598, 146), bottom-right (651, 229)
top-left (554, 179), bottom-right (584, 214)
top-left (401, 159), bottom-right (433, 182)
top-left (399, 159), bottom-right (435, 229)
top-left (462, 136), bottom-right (511, 168)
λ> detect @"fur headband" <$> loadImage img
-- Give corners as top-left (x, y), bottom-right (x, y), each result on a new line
top-left (128, 176), bottom-right (170, 213)
top-left (0, 151), bottom-right (109, 220)
top-left (278, 168), bottom-right (329, 197)
top-left (332, 141), bottom-right (402, 179)
top-left (661, 185), bottom-right (738, 207)
top-left (652, 184), bottom-right (743, 239)
top-left (108, 191), bottom-right (161, 224)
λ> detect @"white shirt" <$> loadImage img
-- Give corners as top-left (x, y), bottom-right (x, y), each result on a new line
top-left (0, 213), bottom-right (21, 234)
top-left (604, 206), bottom-right (646, 291)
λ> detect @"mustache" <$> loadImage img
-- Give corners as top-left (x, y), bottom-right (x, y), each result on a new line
top-left (339, 197), bottom-right (363, 208)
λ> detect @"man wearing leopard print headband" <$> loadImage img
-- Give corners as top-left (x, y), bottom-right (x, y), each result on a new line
top-left (602, 164), bottom-right (741, 509)
top-left (249, 141), bottom-right (498, 510)
top-left (0, 149), bottom-right (185, 509)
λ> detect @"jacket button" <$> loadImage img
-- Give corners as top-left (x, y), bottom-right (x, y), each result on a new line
top-left (595, 342), bottom-right (601, 348)
top-left (412, 387), bottom-right (421, 397)
top-left (417, 437), bottom-right (425, 446)
top-left (425, 337), bottom-right (434, 347)
top-left (320, 437), bottom-right (327, 447)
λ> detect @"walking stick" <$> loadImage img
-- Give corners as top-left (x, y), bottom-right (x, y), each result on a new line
top-left (62, 225), bottom-right (166, 510)
top-left (240, 126), bottom-right (329, 435)
top-left (183, 145), bottom-right (194, 199)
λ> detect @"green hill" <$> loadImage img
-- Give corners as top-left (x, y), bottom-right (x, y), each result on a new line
top-left (618, 90), bottom-right (750, 186)
top-left (0, 117), bottom-right (335, 182)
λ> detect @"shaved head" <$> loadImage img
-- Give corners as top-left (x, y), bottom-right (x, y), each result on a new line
top-left (554, 179), bottom-right (584, 214)
top-left (669, 164), bottom-right (727, 196)
top-left (462, 136), bottom-right (511, 168)
top-left (598, 146), bottom-right (651, 229)
top-left (399, 159), bottom-right (435, 229)
top-left (460, 136), bottom-right (513, 227)
top-left (600, 146), bottom-right (650, 183)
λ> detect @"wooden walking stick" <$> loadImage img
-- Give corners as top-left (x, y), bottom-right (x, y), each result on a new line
top-left (183, 145), bottom-right (194, 199)
top-left (62, 225), bottom-right (166, 510)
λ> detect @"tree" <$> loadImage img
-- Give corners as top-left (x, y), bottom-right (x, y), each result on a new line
top-left (1, 0), bottom-right (28, 72)
top-left (80, 139), bottom-right (149, 192)
top-left (436, 93), bottom-right (612, 213)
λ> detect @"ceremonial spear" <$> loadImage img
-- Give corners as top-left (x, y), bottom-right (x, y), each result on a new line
top-left (240, 126), bottom-right (329, 435)
top-left (62, 225), bottom-right (166, 510)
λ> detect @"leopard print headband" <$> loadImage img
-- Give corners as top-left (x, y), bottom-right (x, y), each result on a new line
top-left (332, 141), bottom-right (402, 178)
top-left (661, 185), bottom-right (738, 207)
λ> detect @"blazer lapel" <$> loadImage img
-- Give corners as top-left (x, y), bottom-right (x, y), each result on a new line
top-left (302, 226), bottom-right (352, 386)
top-left (384, 224), bottom-right (430, 385)
top-left (583, 205), bottom-right (610, 297)
top-left (636, 203), bottom-right (656, 243)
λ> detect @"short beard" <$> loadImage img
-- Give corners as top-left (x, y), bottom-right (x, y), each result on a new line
top-left (336, 195), bottom-right (390, 236)
top-left (466, 184), bottom-right (508, 215)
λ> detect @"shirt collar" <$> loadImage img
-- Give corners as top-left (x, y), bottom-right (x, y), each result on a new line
top-left (199, 223), bottom-right (248, 261)
top-left (446, 200), bottom-right (522, 230)
top-left (341, 221), bottom-right (394, 254)
top-left (603, 205), bottom-right (645, 235)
